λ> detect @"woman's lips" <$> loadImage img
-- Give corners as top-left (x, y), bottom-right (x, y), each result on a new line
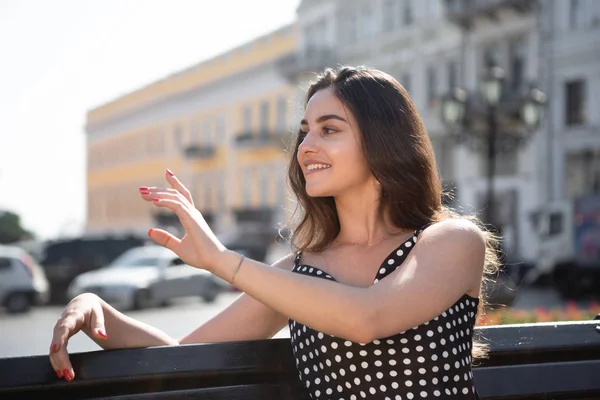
top-left (305, 166), bottom-right (331, 176)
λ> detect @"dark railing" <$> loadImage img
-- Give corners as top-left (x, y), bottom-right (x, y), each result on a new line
top-left (183, 143), bottom-right (216, 159)
top-left (444, 0), bottom-right (538, 28)
top-left (2, 318), bottom-right (599, 399)
top-left (234, 131), bottom-right (290, 149)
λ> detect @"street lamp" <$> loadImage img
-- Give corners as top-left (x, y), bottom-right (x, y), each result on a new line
top-left (441, 64), bottom-right (546, 231)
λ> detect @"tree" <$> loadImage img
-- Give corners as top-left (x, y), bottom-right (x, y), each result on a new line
top-left (0, 210), bottom-right (35, 244)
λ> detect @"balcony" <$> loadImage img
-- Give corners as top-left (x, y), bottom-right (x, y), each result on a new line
top-left (234, 130), bottom-right (291, 150)
top-left (183, 143), bottom-right (216, 159)
top-left (444, 0), bottom-right (538, 29)
top-left (277, 46), bottom-right (337, 82)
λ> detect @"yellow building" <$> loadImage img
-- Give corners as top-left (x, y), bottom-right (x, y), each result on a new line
top-left (85, 24), bottom-right (299, 254)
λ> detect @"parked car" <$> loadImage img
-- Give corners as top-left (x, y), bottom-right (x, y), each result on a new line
top-left (0, 245), bottom-right (50, 313)
top-left (40, 233), bottom-right (149, 304)
top-left (66, 246), bottom-right (228, 310)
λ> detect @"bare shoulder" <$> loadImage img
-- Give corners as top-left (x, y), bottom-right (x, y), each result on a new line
top-left (421, 218), bottom-right (485, 243)
top-left (269, 252), bottom-right (297, 272)
top-left (416, 218), bottom-right (486, 264)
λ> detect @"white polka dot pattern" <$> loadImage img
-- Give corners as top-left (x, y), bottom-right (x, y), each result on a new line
top-left (289, 227), bottom-right (481, 399)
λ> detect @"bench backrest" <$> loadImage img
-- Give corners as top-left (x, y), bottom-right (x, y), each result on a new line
top-left (1, 320), bottom-right (599, 399)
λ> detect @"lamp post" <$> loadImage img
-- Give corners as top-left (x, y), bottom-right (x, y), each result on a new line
top-left (441, 63), bottom-right (547, 231)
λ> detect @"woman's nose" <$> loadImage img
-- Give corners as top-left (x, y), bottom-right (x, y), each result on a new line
top-left (298, 131), bottom-right (318, 154)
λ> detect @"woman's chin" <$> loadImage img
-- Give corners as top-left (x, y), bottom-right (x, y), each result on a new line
top-left (305, 184), bottom-right (334, 198)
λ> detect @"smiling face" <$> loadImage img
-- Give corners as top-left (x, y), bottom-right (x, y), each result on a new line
top-left (297, 87), bottom-right (375, 198)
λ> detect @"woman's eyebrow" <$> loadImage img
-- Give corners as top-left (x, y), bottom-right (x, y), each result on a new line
top-left (300, 114), bottom-right (348, 125)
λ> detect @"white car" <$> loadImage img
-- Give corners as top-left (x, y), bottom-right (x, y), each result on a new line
top-left (67, 246), bottom-right (227, 310)
top-left (0, 245), bottom-right (50, 313)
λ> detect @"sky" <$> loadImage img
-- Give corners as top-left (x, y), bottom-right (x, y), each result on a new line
top-left (0, 0), bottom-right (300, 240)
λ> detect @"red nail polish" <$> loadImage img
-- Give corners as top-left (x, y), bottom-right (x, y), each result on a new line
top-left (97, 329), bottom-right (108, 339)
top-left (139, 186), bottom-right (149, 191)
top-left (148, 229), bottom-right (153, 236)
top-left (166, 169), bottom-right (174, 176)
top-left (152, 197), bottom-right (160, 202)
top-left (56, 369), bottom-right (63, 378)
top-left (51, 343), bottom-right (57, 353)
top-left (63, 369), bottom-right (72, 382)
top-left (140, 191), bottom-right (149, 195)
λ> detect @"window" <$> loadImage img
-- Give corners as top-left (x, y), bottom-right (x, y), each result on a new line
top-left (548, 212), bottom-right (564, 237)
top-left (276, 96), bottom-right (287, 131)
top-left (243, 106), bottom-right (252, 132)
top-left (403, 0), bottom-right (413, 26)
top-left (509, 38), bottom-right (525, 91)
top-left (158, 129), bottom-right (166, 154)
top-left (204, 173), bottom-right (213, 211)
top-left (203, 119), bottom-right (212, 144)
top-left (190, 120), bottom-right (200, 144)
top-left (173, 125), bottom-right (183, 150)
top-left (569, 0), bottom-right (585, 30)
top-left (304, 18), bottom-right (327, 50)
top-left (483, 43), bottom-right (500, 68)
top-left (565, 80), bottom-right (586, 125)
top-left (260, 100), bottom-right (270, 136)
top-left (383, 0), bottom-right (395, 32)
top-left (427, 66), bottom-right (437, 107)
top-left (277, 166), bottom-right (286, 205)
top-left (216, 114), bottom-right (226, 144)
top-left (447, 61), bottom-right (457, 90)
top-left (216, 171), bottom-right (225, 214)
top-left (481, 149), bottom-right (518, 177)
top-left (242, 168), bottom-right (251, 207)
top-left (260, 167), bottom-right (269, 206)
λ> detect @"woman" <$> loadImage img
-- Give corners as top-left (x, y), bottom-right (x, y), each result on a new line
top-left (49, 66), bottom-right (500, 399)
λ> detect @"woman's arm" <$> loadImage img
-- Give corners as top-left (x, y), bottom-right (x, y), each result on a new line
top-left (210, 219), bottom-right (486, 343)
top-left (93, 254), bottom-right (296, 347)
top-left (88, 295), bottom-right (179, 349)
top-left (179, 254), bottom-right (295, 344)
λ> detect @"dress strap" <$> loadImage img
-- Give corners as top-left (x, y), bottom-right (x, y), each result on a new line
top-left (294, 251), bottom-right (303, 268)
top-left (415, 221), bottom-right (435, 236)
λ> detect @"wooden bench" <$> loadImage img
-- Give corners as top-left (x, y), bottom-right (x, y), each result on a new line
top-left (2, 317), bottom-right (599, 400)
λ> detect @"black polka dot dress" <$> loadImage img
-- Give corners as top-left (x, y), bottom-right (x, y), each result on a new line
top-left (288, 227), bottom-right (481, 399)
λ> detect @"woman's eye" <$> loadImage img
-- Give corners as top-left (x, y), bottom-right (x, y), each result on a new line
top-left (323, 128), bottom-right (335, 135)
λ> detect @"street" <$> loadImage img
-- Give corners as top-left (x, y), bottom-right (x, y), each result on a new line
top-left (0, 286), bottom-right (578, 359)
top-left (0, 292), bottom-right (291, 359)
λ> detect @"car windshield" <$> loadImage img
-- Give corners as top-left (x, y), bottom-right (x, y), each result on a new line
top-left (107, 250), bottom-right (166, 268)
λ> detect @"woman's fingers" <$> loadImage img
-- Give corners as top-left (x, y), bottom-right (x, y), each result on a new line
top-left (89, 302), bottom-right (108, 341)
top-left (148, 228), bottom-right (182, 253)
top-left (139, 188), bottom-right (193, 210)
top-left (151, 197), bottom-right (199, 229)
top-left (49, 313), bottom-right (80, 381)
top-left (165, 170), bottom-right (194, 205)
top-left (138, 170), bottom-right (194, 206)
top-left (48, 348), bottom-right (62, 379)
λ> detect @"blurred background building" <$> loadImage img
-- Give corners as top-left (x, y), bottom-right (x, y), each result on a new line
top-left (85, 24), bottom-right (298, 256)
top-left (79, 0), bottom-right (599, 295)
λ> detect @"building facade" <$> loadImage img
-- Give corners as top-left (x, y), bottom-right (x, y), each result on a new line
top-left (84, 0), bottom-right (600, 264)
top-left (285, 0), bottom-right (544, 262)
top-left (539, 0), bottom-right (600, 200)
top-left (85, 24), bottom-right (299, 252)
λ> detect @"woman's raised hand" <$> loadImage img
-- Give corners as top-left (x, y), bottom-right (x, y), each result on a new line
top-left (139, 169), bottom-right (225, 271)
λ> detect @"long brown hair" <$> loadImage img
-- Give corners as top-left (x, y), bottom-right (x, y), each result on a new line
top-left (284, 66), bottom-right (501, 362)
